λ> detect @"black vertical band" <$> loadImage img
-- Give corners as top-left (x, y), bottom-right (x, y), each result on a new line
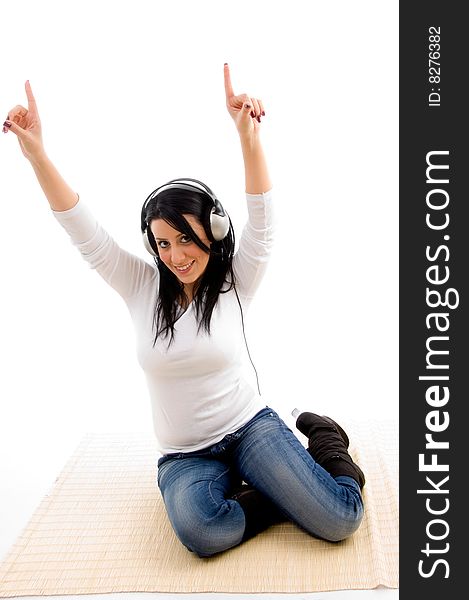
top-left (400, 1), bottom-right (465, 596)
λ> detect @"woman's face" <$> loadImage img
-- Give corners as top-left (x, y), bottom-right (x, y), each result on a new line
top-left (150, 215), bottom-right (211, 290)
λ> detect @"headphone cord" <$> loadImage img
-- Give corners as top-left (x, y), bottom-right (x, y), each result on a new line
top-left (233, 285), bottom-right (262, 397)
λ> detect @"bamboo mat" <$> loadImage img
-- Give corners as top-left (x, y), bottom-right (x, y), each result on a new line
top-left (0, 419), bottom-right (398, 596)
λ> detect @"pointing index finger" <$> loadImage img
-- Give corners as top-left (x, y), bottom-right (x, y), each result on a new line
top-left (25, 80), bottom-right (39, 118)
top-left (223, 63), bottom-right (234, 100)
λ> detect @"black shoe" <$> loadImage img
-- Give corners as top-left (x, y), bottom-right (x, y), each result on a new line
top-left (230, 483), bottom-right (287, 541)
top-left (296, 412), bottom-right (366, 489)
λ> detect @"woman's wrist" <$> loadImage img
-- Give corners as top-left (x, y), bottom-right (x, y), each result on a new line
top-left (238, 130), bottom-right (261, 151)
top-left (29, 150), bottom-right (50, 168)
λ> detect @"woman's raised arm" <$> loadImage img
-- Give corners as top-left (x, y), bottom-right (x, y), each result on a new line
top-left (3, 81), bottom-right (79, 212)
top-left (3, 81), bottom-right (156, 303)
top-left (223, 63), bottom-right (272, 194)
top-left (223, 64), bottom-right (274, 299)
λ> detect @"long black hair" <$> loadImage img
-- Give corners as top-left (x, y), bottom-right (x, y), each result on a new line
top-left (144, 185), bottom-right (237, 348)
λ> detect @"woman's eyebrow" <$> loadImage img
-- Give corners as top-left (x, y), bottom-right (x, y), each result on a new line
top-left (154, 233), bottom-right (187, 241)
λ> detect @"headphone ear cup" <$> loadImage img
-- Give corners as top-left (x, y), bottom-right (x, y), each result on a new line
top-left (210, 209), bottom-right (230, 241)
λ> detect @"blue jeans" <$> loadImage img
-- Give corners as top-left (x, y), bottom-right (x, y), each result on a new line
top-left (157, 407), bottom-right (364, 557)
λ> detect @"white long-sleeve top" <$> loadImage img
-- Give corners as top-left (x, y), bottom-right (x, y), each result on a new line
top-left (52, 189), bottom-right (274, 454)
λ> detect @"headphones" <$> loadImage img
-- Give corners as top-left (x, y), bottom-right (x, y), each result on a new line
top-left (140, 178), bottom-right (231, 257)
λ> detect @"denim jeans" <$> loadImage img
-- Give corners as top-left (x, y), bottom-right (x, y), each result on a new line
top-left (157, 407), bottom-right (364, 557)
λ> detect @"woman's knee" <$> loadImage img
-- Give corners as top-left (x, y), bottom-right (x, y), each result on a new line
top-left (317, 500), bottom-right (365, 542)
top-left (177, 518), bottom-right (244, 558)
top-left (322, 516), bottom-right (364, 542)
top-left (170, 499), bottom-right (245, 558)
top-left (291, 484), bottom-right (365, 543)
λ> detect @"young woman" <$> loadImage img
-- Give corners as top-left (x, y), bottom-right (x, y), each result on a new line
top-left (3, 64), bottom-right (365, 558)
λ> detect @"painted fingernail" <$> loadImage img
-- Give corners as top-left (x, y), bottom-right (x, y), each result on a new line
top-left (261, 111), bottom-right (265, 116)
top-left (250, 111), bottom-right (255, 118)
top-left (3, 120), bottom-right (11, 127)
top-left (257, 116), bottom-right (261, 123)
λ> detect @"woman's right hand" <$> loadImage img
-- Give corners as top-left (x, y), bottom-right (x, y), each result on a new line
top-left (3, 81), bottom-right (46, 162)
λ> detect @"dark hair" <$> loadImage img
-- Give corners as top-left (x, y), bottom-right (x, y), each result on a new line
top-left (144, 185), bottom-right (237, 348)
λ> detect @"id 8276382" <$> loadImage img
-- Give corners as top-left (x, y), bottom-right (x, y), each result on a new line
top-left (428, 26), bottom-right (441, 107)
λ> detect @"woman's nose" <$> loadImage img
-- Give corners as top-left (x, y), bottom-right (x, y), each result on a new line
top-left (171, 247), bottom-right (187, 265)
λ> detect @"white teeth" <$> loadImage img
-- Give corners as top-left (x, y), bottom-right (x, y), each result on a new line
top-left (175, 261), bottom-right (194, 272)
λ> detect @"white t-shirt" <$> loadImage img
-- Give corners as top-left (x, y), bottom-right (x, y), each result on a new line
top-left (52, 189), bottom-right (274, 454)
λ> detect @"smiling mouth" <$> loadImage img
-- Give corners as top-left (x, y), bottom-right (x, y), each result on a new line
top-left (174, 260), bottom-right (195, 273)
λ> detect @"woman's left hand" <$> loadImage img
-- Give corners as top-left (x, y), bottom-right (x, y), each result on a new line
top-left (223, 63), bottom-right (265, 139)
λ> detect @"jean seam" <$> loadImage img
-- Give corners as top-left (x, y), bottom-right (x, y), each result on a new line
top-left (207, 465), bottom-right (232, 508)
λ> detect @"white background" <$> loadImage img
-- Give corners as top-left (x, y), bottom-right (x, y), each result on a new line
top-left (0, 0), bottom-right (398, 590)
